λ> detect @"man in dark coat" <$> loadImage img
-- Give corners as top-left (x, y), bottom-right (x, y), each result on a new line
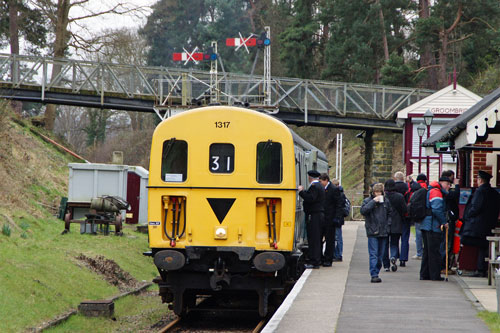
top-left (383, 179), bottom-right (408, 272)
top-left (461, 170), bottom-right (500, 277)
top-left (298, 170), bottom-right (325, 269)
top-left (394, 171), bottom-right (411, 266)
top-left (441, 170), bottom-right (460, 272)
top-left (319, 173), bottom-right (343, 267)
top-left (411, 173), bottom-right (428, 260)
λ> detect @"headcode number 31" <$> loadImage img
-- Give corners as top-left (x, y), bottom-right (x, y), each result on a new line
top-left (215, 121), bottom-right (230, 128)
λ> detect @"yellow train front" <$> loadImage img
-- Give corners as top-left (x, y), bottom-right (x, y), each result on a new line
top-left (147, 106), bottom-right (325, 316)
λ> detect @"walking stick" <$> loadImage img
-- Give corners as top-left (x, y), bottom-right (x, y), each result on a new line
top-left (445, 224), bottom-right (449, 282)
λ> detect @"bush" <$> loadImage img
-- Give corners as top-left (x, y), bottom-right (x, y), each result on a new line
top-left (20, 222), bottom-right (30, 231)
top-left (21, 232), bottom-right (28, 239)
top-left (2, 224), bottom-right (11, 237)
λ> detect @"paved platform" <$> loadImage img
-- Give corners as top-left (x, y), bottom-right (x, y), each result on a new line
top-left (263, 221), bottom-right (494, 332)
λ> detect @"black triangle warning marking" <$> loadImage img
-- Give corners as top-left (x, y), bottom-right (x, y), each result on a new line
top-left (207, 198), bottom-right (236, 224)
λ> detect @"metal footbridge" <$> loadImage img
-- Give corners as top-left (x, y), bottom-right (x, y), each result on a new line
top-left (0, 53), bottom-right (433, 130)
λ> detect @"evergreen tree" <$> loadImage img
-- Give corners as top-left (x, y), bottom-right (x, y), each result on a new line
top-left (140, 0), bottom-right (253, 72)
top-left (414, 0), bottom-right (500, 89)
top-left (279, 0), bottom-right (319, 79)
top-left (0, 0), bottom-right (48, 53)
top-left (381, 53), bottom-right (415, 87)
top-left (321, 0), bottom-right (413, 84)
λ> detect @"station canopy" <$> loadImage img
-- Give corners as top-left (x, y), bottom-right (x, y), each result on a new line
top-left (423, 87), bottom-right (500, 150)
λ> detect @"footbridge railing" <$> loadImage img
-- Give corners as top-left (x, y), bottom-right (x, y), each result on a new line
top-left (0, 53), bottom-right (433, 123)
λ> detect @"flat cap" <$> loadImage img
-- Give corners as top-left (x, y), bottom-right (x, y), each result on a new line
top-left (478, 170), bottom-right (493, 180)
top-left (416, 173), bottom-right (427, 181)
top-left (307, 170), bottom-right (321, 178)
top-left (439, 176), bottom-right (451, 183)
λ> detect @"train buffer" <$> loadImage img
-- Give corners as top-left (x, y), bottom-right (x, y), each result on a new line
top-left (262, 222), bottom-right (493, 332)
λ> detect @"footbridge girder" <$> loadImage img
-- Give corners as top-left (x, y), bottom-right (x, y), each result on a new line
top-left (0, 53), bottom-right (433, 130)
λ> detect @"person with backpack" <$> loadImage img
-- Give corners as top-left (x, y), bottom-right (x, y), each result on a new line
top-left (408, 174), bottom-right (428, 260)
top-left (319, 173), bottom-right (344, 267)
top-left (361, 183), bottom-right (392, 283)
top-left (332, 179), bottom-right (348, 262)
top-left (420, 176), bottom-right (451, 281)
top-left (383, 179), bottom-right (407, 272)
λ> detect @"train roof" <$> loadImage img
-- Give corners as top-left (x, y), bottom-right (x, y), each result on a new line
top-left (288, 128), bottom-right (328, 162)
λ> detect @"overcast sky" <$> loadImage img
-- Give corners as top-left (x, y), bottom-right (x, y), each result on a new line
top-left (69, 0), bottom-right (158, 36)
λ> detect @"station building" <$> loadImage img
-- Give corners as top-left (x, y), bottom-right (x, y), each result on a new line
top-left (424, 87), bottom-right (500, 190)
top-left (397, 84), bottom-right (481, 181)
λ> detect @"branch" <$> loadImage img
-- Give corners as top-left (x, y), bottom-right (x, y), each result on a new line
top-left (445, 2), bottom-right (463, 35)
top-left (68, 0), bottom-right (90, 7)
top-left (413, 64), bottom-right (441, 74)
top-left (461, 16), bottom-right (496, 30)
top-left (28, 0), bottom-right (57, 24)
top-left (448, 33), bottom-right (473, 45)
top-left (68, 3), bottom-right (148, 23)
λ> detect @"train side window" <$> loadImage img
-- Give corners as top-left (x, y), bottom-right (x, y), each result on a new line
top-left (209, 143), bottom-right (234, 173)
top-left (161, 139), bottom-right (187, 182)
top-left (256, 141), bottom-right (282, 184)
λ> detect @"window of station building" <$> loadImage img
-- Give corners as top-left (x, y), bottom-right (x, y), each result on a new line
top-left (209, 143), bottom-right (234, 173)
top-left (161, 139), bottom-right (187, 182)
top-left (256, 141), bottom-right (282, 184)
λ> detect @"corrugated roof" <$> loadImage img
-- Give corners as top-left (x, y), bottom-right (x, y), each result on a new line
top-left (422, 87), bottom-right (500, 147)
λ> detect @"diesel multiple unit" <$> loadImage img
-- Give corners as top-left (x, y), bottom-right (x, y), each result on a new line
top-left (146, 106), bottom-right (328, 316)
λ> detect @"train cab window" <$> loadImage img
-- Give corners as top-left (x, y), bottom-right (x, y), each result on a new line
top-left (209, 143), bottom-right (234, 173)
top-left (256, 141), bottom-right (282, 184)
top-left (161, 139), bottom-right (187, 182)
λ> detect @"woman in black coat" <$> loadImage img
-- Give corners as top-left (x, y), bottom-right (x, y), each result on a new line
top-left (383, 179), bottom-right (408, 272)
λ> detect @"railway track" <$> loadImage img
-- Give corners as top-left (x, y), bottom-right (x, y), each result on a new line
top-left (156, 294), bottom-right (272, 333)
top-left (158, 316), bottom-right (268, 333)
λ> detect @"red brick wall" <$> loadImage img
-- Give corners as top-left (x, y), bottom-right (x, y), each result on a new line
top-left (472, 141), bottom-right (493, 186)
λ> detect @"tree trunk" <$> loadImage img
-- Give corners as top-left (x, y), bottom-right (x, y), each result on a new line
top-left (9, 0), bottom-right (23, 115)
top-left (44, 0), bottom-right (71, 131)
top-left (377, 0), bottom-right (389, 62)
top-left (437, 3), bottom-right (463, 89)
top-left (419, 0), bottom-right (438, 90)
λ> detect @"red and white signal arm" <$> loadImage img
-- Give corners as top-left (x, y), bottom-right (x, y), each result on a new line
top-left (172, 52), bottom-right (204, 61)
top-left (226, 38), bottom-right (257, 47)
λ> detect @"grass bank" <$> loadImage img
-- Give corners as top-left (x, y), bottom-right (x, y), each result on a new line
top-left (478, 311), bottom-right (500, 332)
top-left (0, 105), bottom-right (160, 331)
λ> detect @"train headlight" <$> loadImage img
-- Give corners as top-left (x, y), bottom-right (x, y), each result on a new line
top-left (214, 226), bottom-right (227, 239)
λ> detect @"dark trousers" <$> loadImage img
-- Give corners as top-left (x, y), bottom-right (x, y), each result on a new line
top-left (477, 245), bottom-right (488, 273)
top-left (306, 212), bottom-right (324, 266)
top-left (383, 233), bottom-right (401, 268)
top-left (420, 230), bottom-right (442, 280)
top-left (321, 219), bottom-right (336, 264)
top-left (400, 223), bottom-right (411, 261)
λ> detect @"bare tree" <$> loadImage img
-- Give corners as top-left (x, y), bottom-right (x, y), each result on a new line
top-left (28, 0), bottom-right (149, 131)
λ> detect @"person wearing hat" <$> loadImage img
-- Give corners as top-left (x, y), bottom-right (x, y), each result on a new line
top-left (298, 170), bottom-right (325, 269)
top-left (319, 173), bottom-right (343, 267)
top-left (411, 174), bottom-right (428, 260)
top-left (461, 170), bottom-right (500, 277)
top-left (420, 176), bottom-right (451, 281)
top-left (440, 170), bottom-right (460, 274)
